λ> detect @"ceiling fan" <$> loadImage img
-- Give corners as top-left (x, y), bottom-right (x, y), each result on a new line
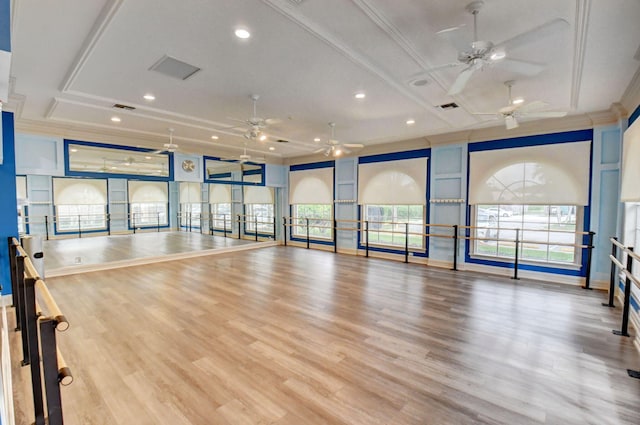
top-left (472, 81), bottom-right (567, 130)
top-left (228, 94), bottom-right (279, 142)
top-left (426, 1), bottom-right (568, 95)
top-left (314, 122), bottom-right (364, 157)
top-left (150, 128), bottom-right (179, 154)
top-left (221, 144), bottom-right (266, 164)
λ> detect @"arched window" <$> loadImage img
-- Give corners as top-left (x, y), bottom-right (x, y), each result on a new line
top-left (209, 184), bottom-right (232, 230)
top-left (53, 178), bottom-right (108, 232)
top-left (468, 141), bottom-right (590, 264)
top-left (244, 174), bottom-right (275, 235)
top-left (289, 166), bottom-right (333, 240)
top-left (179, 182), bottom-right (202, 228)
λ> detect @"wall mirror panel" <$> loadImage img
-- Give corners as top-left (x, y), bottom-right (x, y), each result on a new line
top-left (205, 157), bottom-right (264, 185)
top-left (67, 143), bottom-right (170, 177)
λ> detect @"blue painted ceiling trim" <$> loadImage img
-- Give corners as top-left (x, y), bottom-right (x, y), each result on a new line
top-left (468, 129), bottom-right (593, 152)
top-left (290, 160), bottom-right (335, 171)
top-left (629, 104), bottom-right (640, 127)
top-left (358, 148), bottom-right (430, 164)
top-left (0, 0), bottom-right (10, 52)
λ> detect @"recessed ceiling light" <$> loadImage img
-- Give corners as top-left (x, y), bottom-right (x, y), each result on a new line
top-left (314, 137), bottom-right (321, 142)
top-left (143, 94), bottom-right (155, 101)
top-left (334, 149), bottom-right (343, 156)
top-left (354, 92), bottom-right (366, 99)
top-left (406, 119), bottom-right (415, 125)
top-left (111, 166), bottom-right (118, 170)
top-left (111, 116), bottom-right (121, 122)
top-left (512, 98), bottom-right (524, 105)
top-left (211, 135), bottom-right (219, 140)
top-left (269, 146), bottom-right (275, 151)
top-left (490, 51), bottom-right (506, 61)
top-left (259, 134), bottom-right (267, 142)
top-left (235, 28), bottom-right (251, 39)
top-left (70, 148), bottom-right (78, 153)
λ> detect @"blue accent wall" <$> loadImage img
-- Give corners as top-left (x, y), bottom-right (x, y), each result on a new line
top-left (0, 111), bottom-right (17, 295)
top-left (0, 0), bottom-right (10, 52)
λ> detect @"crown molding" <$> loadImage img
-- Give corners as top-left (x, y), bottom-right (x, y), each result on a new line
top-left (570, 0), bottom-right (591, 109)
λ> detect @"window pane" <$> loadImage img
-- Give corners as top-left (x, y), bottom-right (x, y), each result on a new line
top-left (57, 205), bottom-right (106, 231)
top-left (293, 204), bottom-right (332, 239)
top-left (130, 203), bottom-right (167, 227)
top-left (363, 204), bottom-right (424, 249)
top-left (245, 204), bottom-right (274, 233)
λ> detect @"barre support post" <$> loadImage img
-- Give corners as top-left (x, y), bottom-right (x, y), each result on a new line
top-left (511, 228), bottom-right (520, 280)
top-left (613, 247), bottom-right (633, 337)
top-left (583, 231), bottom-right (595, 289)
top-left (603, 236), bottom-right (618, 307)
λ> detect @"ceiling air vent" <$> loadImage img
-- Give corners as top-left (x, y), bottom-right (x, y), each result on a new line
top-left (113, 103), bottom-right (135, 110)
top-left (437, 102), bottom-right (459, 110)
top-left (149, 55), bottom-right (201, 80)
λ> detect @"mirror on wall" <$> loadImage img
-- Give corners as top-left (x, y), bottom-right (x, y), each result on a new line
top-left (67, 143), bottom-right (170, 177)
top-left (204, 157), bottom-right (264, 185)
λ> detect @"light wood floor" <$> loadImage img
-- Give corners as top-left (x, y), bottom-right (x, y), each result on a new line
top-left (43, 232), bottom-right (257, 271)
top-left (10, 247), bottom-right (640, 424)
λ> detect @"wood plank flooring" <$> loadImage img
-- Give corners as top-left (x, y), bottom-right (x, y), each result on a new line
top-left (10, 246), bottom-right (640, 424)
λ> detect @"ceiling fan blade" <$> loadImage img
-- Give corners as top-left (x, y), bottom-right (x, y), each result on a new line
top-left (499, 57), bottom-right (545, 76)
top-left (313, 147), bottom-right (327, 154)
top-left (522, 111), bottom-right (567, 119)
top-left (343, 143), bottom-right (364, 149)
top-left (495, 18), bottom-right (569, 52)
top-left (518, 100), bottom-right (548, 113)
top-left (505, 115), bottom-right (519, 130)
top-left (338, 146), bottom-right (352, 155)
top-left (436, 24), bottom-right (471, 53)
top-left (448, 64), bottom-right (477, 96)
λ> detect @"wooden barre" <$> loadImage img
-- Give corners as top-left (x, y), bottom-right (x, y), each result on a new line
top-left (610, 254), bottom-right (625, 270)
top-left (35, 279), bottom-right (69, 332)
top-left (620, 268), bottom-right (640, 290)
top-left (57, 349), bottom-right (73, 386)
top-left (610, 237), bottom-right (627, 250)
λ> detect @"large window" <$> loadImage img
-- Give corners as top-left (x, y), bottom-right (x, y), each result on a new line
top-left (473, 204), bottom-right (579, 264)
top-left (53, 178), bottom-right (108, 232)
top-left (244, 182), bottom-right (274, 235)
top-left (468, 141), bottom-right (590, 266)
top-left (128, 181), bottom-right (168, 228)
top-left (293, 204), bottom-right (332, 239)
top-left (56, 204), bottom-right (107, 231)
top-left (363, 205), bottom-right (424, 248)
top-left (209, 184), bottom-right (232, 230)
top-left (179, 182), bottom-right (202, 228)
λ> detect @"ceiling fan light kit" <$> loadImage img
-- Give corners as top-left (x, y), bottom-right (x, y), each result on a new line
top-left (314, 122), bottom-right (364, 157)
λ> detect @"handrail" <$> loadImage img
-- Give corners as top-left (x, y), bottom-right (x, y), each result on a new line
top-left (35, 280), bottom-right (69, 332)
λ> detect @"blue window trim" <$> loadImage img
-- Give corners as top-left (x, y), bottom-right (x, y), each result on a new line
top-left (629, 104), bottom-right (640, 127)
top-left (356, 148), bottom-right (431, 256)
top-left (64, 139), bottom-right (174, 181)
top-left (465, 128), bottom-right (594, 276)
top-left (290, 160), bottom-right (335, 172)
top-left (203, 155), bottom-right (265, 185)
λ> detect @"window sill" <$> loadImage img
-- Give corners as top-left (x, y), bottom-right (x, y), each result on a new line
top-left (469, 254), bottom-right (582, 270)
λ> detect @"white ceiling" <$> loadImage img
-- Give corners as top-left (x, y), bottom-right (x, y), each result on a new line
top-left (7, 0), bottom-right (640, 160)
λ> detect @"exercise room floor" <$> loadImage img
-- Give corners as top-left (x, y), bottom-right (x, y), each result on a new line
top-left (42, 232), bottom-right (259, 272)
top-left (9, 246), bottom-right (640, 425)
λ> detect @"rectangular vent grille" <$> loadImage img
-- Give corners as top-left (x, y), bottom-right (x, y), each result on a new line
top-left (149, 55), bottom-right (201, 80)
top-left (438, 102), bottom-right (459, 110)
top-left (113, 103), bottom-right (135, 110)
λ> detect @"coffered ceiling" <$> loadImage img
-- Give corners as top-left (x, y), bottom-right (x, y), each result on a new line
top-left (6, 0), bottom-right (640, 161)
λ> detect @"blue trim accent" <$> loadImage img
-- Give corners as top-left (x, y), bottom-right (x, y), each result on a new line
top-left (0, 0), bottom-right (10, 52)
top-left (64, 139), bottom-right (174, 181)
top-left (359, 148), bottom-right (430, 164)
top-left (464, 129), bottom-right (594, 276)
top-left (290, 160), bottom-right (335, 171)
top-left (467, 129), bottom-right (593, 152)
top-left (203, 155), bottom-right (265, 185)
top-left (0, 111), bottom-right (18, 295)
top-left (629, 104), bottom-right (640, 127)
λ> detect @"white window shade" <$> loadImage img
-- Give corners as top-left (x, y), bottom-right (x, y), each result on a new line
top-left (128, 181), bottom-right (168, 203)
top-left (621, 119), bottom-right (640, 201)
top-left (289, 167), bottom-right (333, 204)
top-left (358, 157), bottom-right (428, 205)
top-left (244, 186), bottom-right (274, 204)
top-left (179, 182), bottom-right (201, 204)
top-left (469, 141), bottom-right (591, 205)
top-left (16, 176), bottom-right (27, 203)
top-left (53, 178), bottom-right (107, 205)
top-left (209, 184), bottom-right (231, 203)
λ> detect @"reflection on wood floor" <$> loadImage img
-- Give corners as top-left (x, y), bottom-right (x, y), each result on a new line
top-left (10, 246), bottom-right (640, 424)
top-left (42, 232), bottom-right (264, 275)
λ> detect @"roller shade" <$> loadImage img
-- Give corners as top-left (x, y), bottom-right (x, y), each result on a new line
top-left (209, 184), bottom-right (231, 203)
top-left (16, 176), bottom-right (27, 203)
top-left (289, 167), bottom-right (333, 204)
top-left (128, 181), bottom-right (168, 203)
top-left (469, 141), bottom-right (591, 205)
top-left (621, 119), bottom-right (640, 201)
top-left (244, 186), bottom-right (274, 204)
top-left (179, 182), bottom-right (201, 203)
top-left (358, 157), bottom-right (427, 205)
top-left (53, 178), bottom-right (107, 205)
